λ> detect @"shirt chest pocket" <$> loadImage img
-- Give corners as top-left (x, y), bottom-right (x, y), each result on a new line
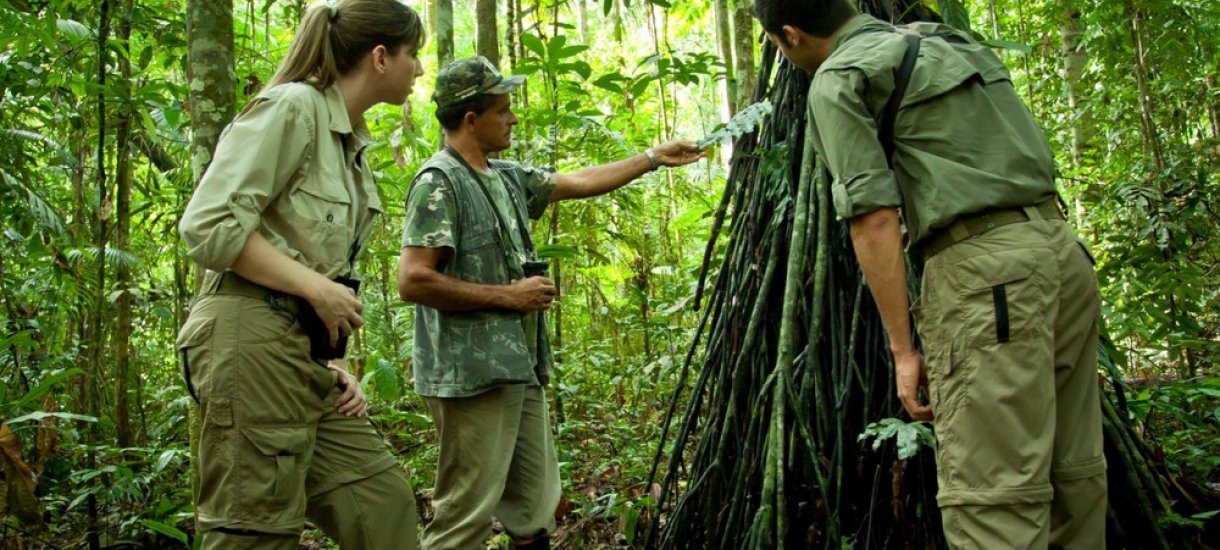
top-left (291, 175), bottom-right (352, 227)
top-left (287, 176), bottom-right (354, 273)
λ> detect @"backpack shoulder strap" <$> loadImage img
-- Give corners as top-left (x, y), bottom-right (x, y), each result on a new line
top-left (879, 33), bottom-right (922, 169)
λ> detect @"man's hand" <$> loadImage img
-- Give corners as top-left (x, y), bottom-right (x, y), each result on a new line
top-left (895, 349), bottom-right (933, 421)
top-left (650, 140), bottom-right (706, 167)
top-left (328, 361), bottom-right (368, 418)
top-left (307, 278), bottom-right (364, 346)
top-left (503, 276), bottom-right (557, 312)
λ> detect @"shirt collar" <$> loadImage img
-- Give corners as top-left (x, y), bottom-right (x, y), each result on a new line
top-left (324, 84), bottom-right (373, 150)
top-left (829, 14), bottom-right (892, 55)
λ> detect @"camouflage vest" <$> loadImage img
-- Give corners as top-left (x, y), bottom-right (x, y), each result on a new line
top-left (408, 152), bottom-right (553, 398)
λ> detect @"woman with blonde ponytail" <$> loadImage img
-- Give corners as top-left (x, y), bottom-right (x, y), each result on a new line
top-left (177, 1), bottom-right (425, 548)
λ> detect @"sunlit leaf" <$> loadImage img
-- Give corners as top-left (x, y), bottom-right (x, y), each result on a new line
top-left (696, 100), bottom-right (773, 150)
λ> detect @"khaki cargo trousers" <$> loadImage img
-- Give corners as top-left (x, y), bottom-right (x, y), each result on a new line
top-left (177, 289), bottom-right (418, 550)
top-left (421, 385), bottom-right (561, 550)
top-left (915, 218), bottom-right (1107, 549)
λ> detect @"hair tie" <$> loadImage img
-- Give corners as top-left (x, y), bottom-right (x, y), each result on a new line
top-left (324, 0), bottom-right (340, 22)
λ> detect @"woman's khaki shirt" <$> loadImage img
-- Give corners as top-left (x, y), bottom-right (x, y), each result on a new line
top-left (180, 83), bottom-right (381, 279)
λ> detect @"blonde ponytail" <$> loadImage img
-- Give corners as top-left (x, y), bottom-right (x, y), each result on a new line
top-left (265, 0), bottom-right (424, 91)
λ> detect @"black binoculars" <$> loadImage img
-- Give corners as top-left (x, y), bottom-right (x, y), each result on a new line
top-left (298, 275), bottom-right (361, 361)
top-left (522, 261), bottom-right (549, 278)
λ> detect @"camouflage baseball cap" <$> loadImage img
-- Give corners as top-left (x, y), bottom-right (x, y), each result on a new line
top-left (432, 56), bottom-right (526, 108)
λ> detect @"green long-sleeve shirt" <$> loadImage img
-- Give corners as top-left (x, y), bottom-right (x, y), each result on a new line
top-left (807, 14), bottom-right (1057, 246)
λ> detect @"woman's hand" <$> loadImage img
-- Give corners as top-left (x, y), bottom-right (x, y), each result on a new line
top-left (328, 361), bottom-right (368, 418)
top-left (307, 278), bottom-right (365, 346)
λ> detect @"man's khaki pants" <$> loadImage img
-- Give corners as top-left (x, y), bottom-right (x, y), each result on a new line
top-left (178, 294), bottom-right (418, 549)
top-left (915, 218), bottom-right (1107, 549)
top-left (422, 385), bottom-right (561, 550)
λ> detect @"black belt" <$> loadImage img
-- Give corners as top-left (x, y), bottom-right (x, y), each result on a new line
top-left (920, 199), bottom-right (1065, 259)
top-left (206, 272), bottom-right (300, 315)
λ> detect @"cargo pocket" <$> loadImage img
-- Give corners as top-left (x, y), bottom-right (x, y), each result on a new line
top-left (241, 426), bottom-right (311, 512)
top-left (176, 316), bottom-right (215, 405)
top-left (949, 248), bottom-right (1044, 345)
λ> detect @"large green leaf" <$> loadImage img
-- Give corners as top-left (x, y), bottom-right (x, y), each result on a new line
top-left (935, 0), bottom-right (972, 32)
top-left (979, 39), bottom-right (1032, 54)
top-left (140, 519), bottom-right (190, 545)
top-left (858, 418), bottom-right (935, 460)
top-left (362, 358), bottom-right (402, 403)
top-left (521, 33), bottom-right (547, 59)
top-left (56, 18), bottom-right (93, 43)
top-left (696, 100), bottom-right (773, 150)
top-left (4, 368), bottom-right (85, 413)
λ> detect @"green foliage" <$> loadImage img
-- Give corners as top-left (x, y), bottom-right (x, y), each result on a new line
top-left (1127, 377), bottom-right (1220, 483)
top-left (696, 100), bottom-right (773, 150)
top-left (0, 0), bottom-right (1217, 546)
top-left (934, 0), bottom-right (971, 32)
top-left (858, 418), bottom-right (936, 460)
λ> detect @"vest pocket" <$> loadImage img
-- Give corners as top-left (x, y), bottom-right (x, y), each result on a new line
top-left (455, 225), bottom-right (511, 284)
top-left (441, 312), bottom-right (533, 387)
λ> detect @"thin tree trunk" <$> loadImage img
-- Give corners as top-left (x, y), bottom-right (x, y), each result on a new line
top-left (713, 0), bottom-right (734, 121)
top-left (186, 0), bottom-right (236, 186)
top-left (987, 0), bottom-right (1001, 40)
top-left (507, 0), bottom-right (518, 71)
top-left (648, 4), bottom-right (671, 136)
top-left (1208, 75), bottom-right (1220, 139)
top-left (86, 3), bottom-right (112, 547)
top-left (1126, 1), bottom-right (1165, 170)
top-left (114, 0), bottom-right (136, 449)
top-left (577, 0), bottom-right (588, 43)
top-left (437, 0), bottom-right (454, 69)
top-left (731, 0), bottom-right (755, 110)
top-left (1060, 7), bottom-right (1090, 168)
top-left (476, 0), bottom-right (499, 67)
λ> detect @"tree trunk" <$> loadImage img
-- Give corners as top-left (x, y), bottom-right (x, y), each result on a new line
top-left (731, 0), bottom-right (755, 110)
top-left (1060, 7), bottom-right (1090, 168)
top-left (437, 0), bottom-right (454, 69)
top-left (86, 3), bottom-right (112, 547)
top-left (1125, 1), bottom-right (1165, 170)
top-left (577, 0), bottom-right (588, 43)
top-left (114, 0), bottom-right (136, 449)
top-left (507, 0), bottom-right (518, 71)
top-left (712, 0), bottom-right (734, 121)
top-left (186, 0), bottom-right (236, 186)
top-left (477, 0), bottom-right (499, 67)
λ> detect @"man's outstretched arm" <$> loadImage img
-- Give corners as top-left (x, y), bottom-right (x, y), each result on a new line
top-left (550, 140), bottom-right (704, 202)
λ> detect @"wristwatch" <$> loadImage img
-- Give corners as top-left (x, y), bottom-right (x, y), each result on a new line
top-left (643, 148), bottom-right (661, 171)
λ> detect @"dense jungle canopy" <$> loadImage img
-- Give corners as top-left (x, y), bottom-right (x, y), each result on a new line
top-left (0, 0), bottom-right (1217, 548)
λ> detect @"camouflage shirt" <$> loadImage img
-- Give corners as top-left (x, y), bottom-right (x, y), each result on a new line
top-left (401, 151), bottom-right (556, 398)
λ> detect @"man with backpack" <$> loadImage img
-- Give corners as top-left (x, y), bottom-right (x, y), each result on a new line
top-left (752, 1), bottom-right (1107, 547)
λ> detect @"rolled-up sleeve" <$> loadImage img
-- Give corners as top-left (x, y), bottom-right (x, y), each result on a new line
top-left (809, 69), bottom-right (903, 220)
top-left (178, 94), bottom-right (312, 271)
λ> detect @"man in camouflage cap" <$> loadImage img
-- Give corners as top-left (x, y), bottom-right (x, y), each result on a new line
top-left (397, 55), bottom-right (704, 550)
